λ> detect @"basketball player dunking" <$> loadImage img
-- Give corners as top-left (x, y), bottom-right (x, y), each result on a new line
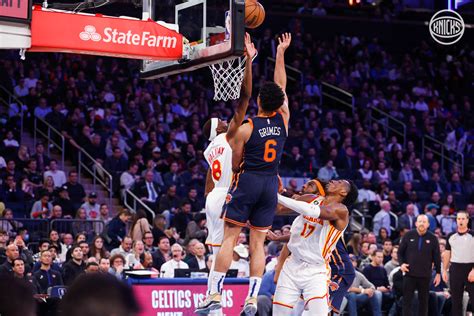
top-left (196, 33), bottom-right (292, 316)
top-left (201, 33), bottom-right (257, 316)
top-left (272, 179), bottom-right (358, 315)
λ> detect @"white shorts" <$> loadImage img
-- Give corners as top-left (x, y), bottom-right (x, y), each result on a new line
top-left (205, 187), bottom-right (227, 247)
top-left (273, 256), bottom-right (330, 310)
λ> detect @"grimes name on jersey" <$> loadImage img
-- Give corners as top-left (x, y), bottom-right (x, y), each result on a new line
top-left (258, 126), bottom-right (281, 138)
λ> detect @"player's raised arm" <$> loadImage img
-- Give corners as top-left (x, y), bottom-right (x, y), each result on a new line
top-left (226, 33), bottom-right (257, 141)
top-left (274, 33), bottom-right (291, 127)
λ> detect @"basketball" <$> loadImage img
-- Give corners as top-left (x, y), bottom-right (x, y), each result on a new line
top-left (245, 1), bottom-right (265, 29)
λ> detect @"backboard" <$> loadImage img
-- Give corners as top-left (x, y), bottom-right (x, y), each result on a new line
top-left (140, 0), bottom-right (245, 79)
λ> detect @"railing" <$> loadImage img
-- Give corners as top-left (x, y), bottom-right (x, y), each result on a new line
top-left (34, 116), bottom-right (65, 170)
top-left (422, 135), bottom-right (464, 175)
top-left (0, 85), bottom-right (25, 136)
top-left (320, 81), bottom-right (355, 114)
top-left (368, 106), bottom-right (407, 148)
top-left (0, 218), bottom-right (49, 240)
top-left (77, 146), bottom-right (113, 207)
top-left (124, 188), bottom-right (156, 219)
top-left (50, 219), bottom-right (105, 236)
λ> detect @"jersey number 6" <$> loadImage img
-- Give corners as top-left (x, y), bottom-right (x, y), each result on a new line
top-left (300, 223), bottom-right (316, 238)
top-left (263, 140), bottom-right (277, 162)
top-left (212, 160), bottom-right (222, 181)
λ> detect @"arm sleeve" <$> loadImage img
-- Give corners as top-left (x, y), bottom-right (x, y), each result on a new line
top-left (277, 194), bottom-right (320, 218)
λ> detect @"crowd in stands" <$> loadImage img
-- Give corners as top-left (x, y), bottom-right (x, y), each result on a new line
top-left (0, 12), bottom-right (472, 316)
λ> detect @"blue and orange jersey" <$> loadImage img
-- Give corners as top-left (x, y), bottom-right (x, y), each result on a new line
top-left (241, 112), bottom-right (287, 175)
top-left (329, 238), bottom-right (355, 279)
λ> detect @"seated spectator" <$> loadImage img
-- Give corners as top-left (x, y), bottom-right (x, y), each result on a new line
top-left (120, 163), bottom-right (140, 199)
top-left (43, 159), bottom-right (66, 188)
top-left (130, 209), bottom-right (151, 242)
top-left (12, 258), bottom-right (39, 294)
top-left (185, 242), bottom-right (207, 270)
top-left (436, 205), bottom-right (456, 235)
top-left (98, 257), bottom-right (110, 273)
top-left (79, 241), bottom-right (90, 261)
top-left (163, 162), bottom-right (182, 189)
top-left (446, 172), bottom-right (464, 195)
top-left (64, 171), bottom-right (86, 210)
top-left (152, 236), bottom-right (171, 270)
top-left (424, 203), bottom-right (439, 232)
top-left (62, 245), bottom-right (85, 285)
top-left (358, 180), bottom-right (377, 203)
top-left (382, 239), bottom-right (393, 264)
top-left (30, 191), bottom-right (53, 219)
top-left (108, 254), bottom-right (126, 279)
top-left (134, 252), bottom-right (158, 274)
top-left (184, 213), bottom-right (207, 244)
top-left (345, 254), bottom-right (383, 316)
top-left (257, 268), bottom-right (277, 316)
top-left (72, 208), bottom-right (93, 237)
top-left (89, 236), bottom-right (109, 262)
top-left (374, 161), bottom-right (391, 184)
top-left (172, 201), bottom-right (193, 238)
top-left (373, 201), bottom-right (392, 237)
top-left (53, 186), bottom-right (75, 218)
top-left (81, 192), bottom-right (100, 220)
top-left (230, 244), bottom-right (250, 278)
top-left (33, 250), bottom-right (63, 294)
top-left (125, 240), bottom-right (145, 269)
top-left (151, 214), bottom-right (168, 242)
top-left (134, 170), bottom-right (161, 211)
top-left (31, 143), bottom-right (51, 173)
top-left (23, 159), bottom-right (42, 187)
top-left (3, 130), bottom-right (19, 148)
top-left (32, 239), bottom-right (50, 263)
top-left (85, 261), bottom-right (100, 274)
top-left (0, 175), bottom-right (25, 206)
top-left (384, 246), bottom-right (399, 276)
top-left (317, 159), bottom-right (338, 182)
top-left (184, 188), bottom-right (204, 213)
top-left (398, 162), bottom-right (415, 183)
top-left (110, 236), bottom-right (133, 258)
top-left (0, 244), bottom-right (20, 276)
top-left (104, 147), bottom-right (129, 195)
top-left (398, 203), bottom-right (417, 230)
top-left (141, 159), bottom-right (165, 189)
top-left (159, 243), bottom-right (188, 278)
top-left (142, 231), bottom-right (156, 252)
top-left (362, 250), bottom-right (392, 305)
top-left (98, 203), bottom-right (112, 226)
top-left (106, 209), bottom-right (132, 249)
top-left (33, 245), bottom-right (62, 273)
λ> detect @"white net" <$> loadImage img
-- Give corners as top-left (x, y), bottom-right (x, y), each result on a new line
top-left (209, 55), bottom-right (247, 101)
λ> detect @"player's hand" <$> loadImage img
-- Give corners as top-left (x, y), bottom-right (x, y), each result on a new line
top-left (442, 270), bottom-right (449, 283)
top-left (277, 33), bottom-right (291, 53)
top-left (468, 269), bottom-right (474, 282)
top-left (267, 230), bottom-right (279, 241)
top-left (277, 175), bottom-right (285, 194)
top-left (433, 273), bottom-right (441, 287)
top-left (400, 263), bottom-right (410, 273)
top-left (244, 33), bottom-right (257, 59)
top-left (365, 288), bottom-right (375, 297)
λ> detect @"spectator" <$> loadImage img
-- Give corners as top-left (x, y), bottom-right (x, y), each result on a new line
top-left (104, 147), bottom-right (129, 195)
top-left (64, 171), bottom-right (86, 210)
top-left (374, 161), bottom-right (391, 184)
top-left (30, 191), bottom-right (53, 219)
top-left (98, 258), bottom-right (110, 273)
top-left (358, 180), bottom-right (377, 203)
top-left (108, 254), bottom-right (126, 279)
top-left (31, 143), bottom-right (51, 174)
top-left (424, 203), bottom-right (439, 232)
top-left (130, 209), bottom-right (151, 242)
top-left (125, 240), bottom-right (145, 269)
top-left (172, 201), bottom-right (193, 238)
top-left (163, 162), bottom-right (181, 189)
top-left (33, 250), bottom-right (63, 294)
top-left (0, 244), bottom-right (20, 275)
top-left (80, 192), bottom-right (100, 220)
top-left (141, 159), bottom-right (165, 189)
top-left (447, 172), bottom-right (464, 195)
top-left (12, 258), bottom-right (38, 293)
top-left (39, 176), bottom-right (56, 200)
top-left (230, 244), bottom-right (250, 278)
top-left (85, 261), bottom-right (100, 273)
top-left (152, 236), bottom-right (171, 271)
top-left (43, 159), bottom-right (66, 188)
top-left (382, 239), bottom-right (393, 264)
top-left (384, 246), bottom-right (399, 276)
top-left (158, 185), bottom-right (180, 221)
top-left (3, 131), bottom-right (19, 148)
top-left (257, 269), bottom-right (277, 316)
top-left (0, 175), bottom-right (25, 206)
top-left (184, 188), bottom-right (203, 213)
top-left (160, 243), bottom-right (189, 278)
top-left (345, 254), bottom-right (383, 316)
top-left (362, 250), bottom-right (391, 306)
top-left (398, 203), bottom-right (416, 230)
top-left (89, 236), bottom-right (109, 261)
top-left (78, 241), bottom-right (90, 261)
top-left (62, 245), bottom-right (86, 285)
top-left (134, 170), bottom-right (161, 211)
top-left (184, 213), bottom-right (207, 244)
top-left (151, 214), bottom-right (168, 242)
top-left (98, 203), bottom-right (112, 226)
top-left (142, 231), bottom-right (156, 252)
top-left (106, 209), bottom-right (132, 249)
top-left (120, 163), bottom-right (140, 198)
top-left (436, 205), bottom-right (456, 235)
top-left (185, 242), bottom-right (207, 270)
top-left (32, 239), bottom-right (50, 263)
top-left (71, 208), bottom-right (93, 237)
top-left (110, 236), bottom-right (133, 258)
top-left (399, 214), bottom-right (441, 316)
top-left (312, 2), bottom-right (326, 16)
top-left (373, 201), bottom-right (392, 237)
top-left (317, 159), bottom-right (338, 182)
top-left (53, 186), bottom-right (75, 218)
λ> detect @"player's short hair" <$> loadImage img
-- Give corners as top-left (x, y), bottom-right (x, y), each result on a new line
top-left (258, 82), bottom-right (285, 113)
top-left (342, 180), bottom-right (358, 207)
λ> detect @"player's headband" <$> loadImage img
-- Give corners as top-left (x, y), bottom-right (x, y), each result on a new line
top-left (209, 118), bottom-right (219, 141)
top-left (310, 179), bottom-right (326, 196)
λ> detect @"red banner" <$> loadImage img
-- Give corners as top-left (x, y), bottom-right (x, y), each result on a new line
top-left (29, 7), bottom-right (183, 60)
top-left (0, 0), bottom-right (31, 22)
top-left (133, 283), bottom-right (248, 316)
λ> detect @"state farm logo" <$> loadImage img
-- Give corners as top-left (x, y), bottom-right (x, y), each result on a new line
top-left (429, 10), bottom-right (465, 45)
top-left (80, 25), bottom-right (102, 42)
top-left (78, 24), bottom-right (178, 48)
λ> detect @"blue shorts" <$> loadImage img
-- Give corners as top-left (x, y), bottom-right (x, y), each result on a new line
top-left (329, 272), bottom-right (355, 312)
top-left (222, 171), bottom-right (278, 230)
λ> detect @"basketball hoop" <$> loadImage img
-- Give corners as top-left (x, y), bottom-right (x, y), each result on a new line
top-left (209, 51), bottom-right (257, 102)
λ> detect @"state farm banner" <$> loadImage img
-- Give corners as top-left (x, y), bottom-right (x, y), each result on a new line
top-left (29, 7), bottom-right (183, 60)
top-left (130, 278), bottom-right (248, 316)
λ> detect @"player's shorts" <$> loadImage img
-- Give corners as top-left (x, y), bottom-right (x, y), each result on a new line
top-left (204, 187), bottom-right (227, 248)
top-left (329, 272), bottom-right (355, 313)
top-left (273, 256), bottom-right (330, 311)
top-left (223, 172), bottom-right (278, 230)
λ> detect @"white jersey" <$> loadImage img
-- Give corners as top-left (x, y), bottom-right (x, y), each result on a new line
top-left (204, 133), bottom-right (233, 189)
top-left (287, 195), bottom-right (345, 269)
